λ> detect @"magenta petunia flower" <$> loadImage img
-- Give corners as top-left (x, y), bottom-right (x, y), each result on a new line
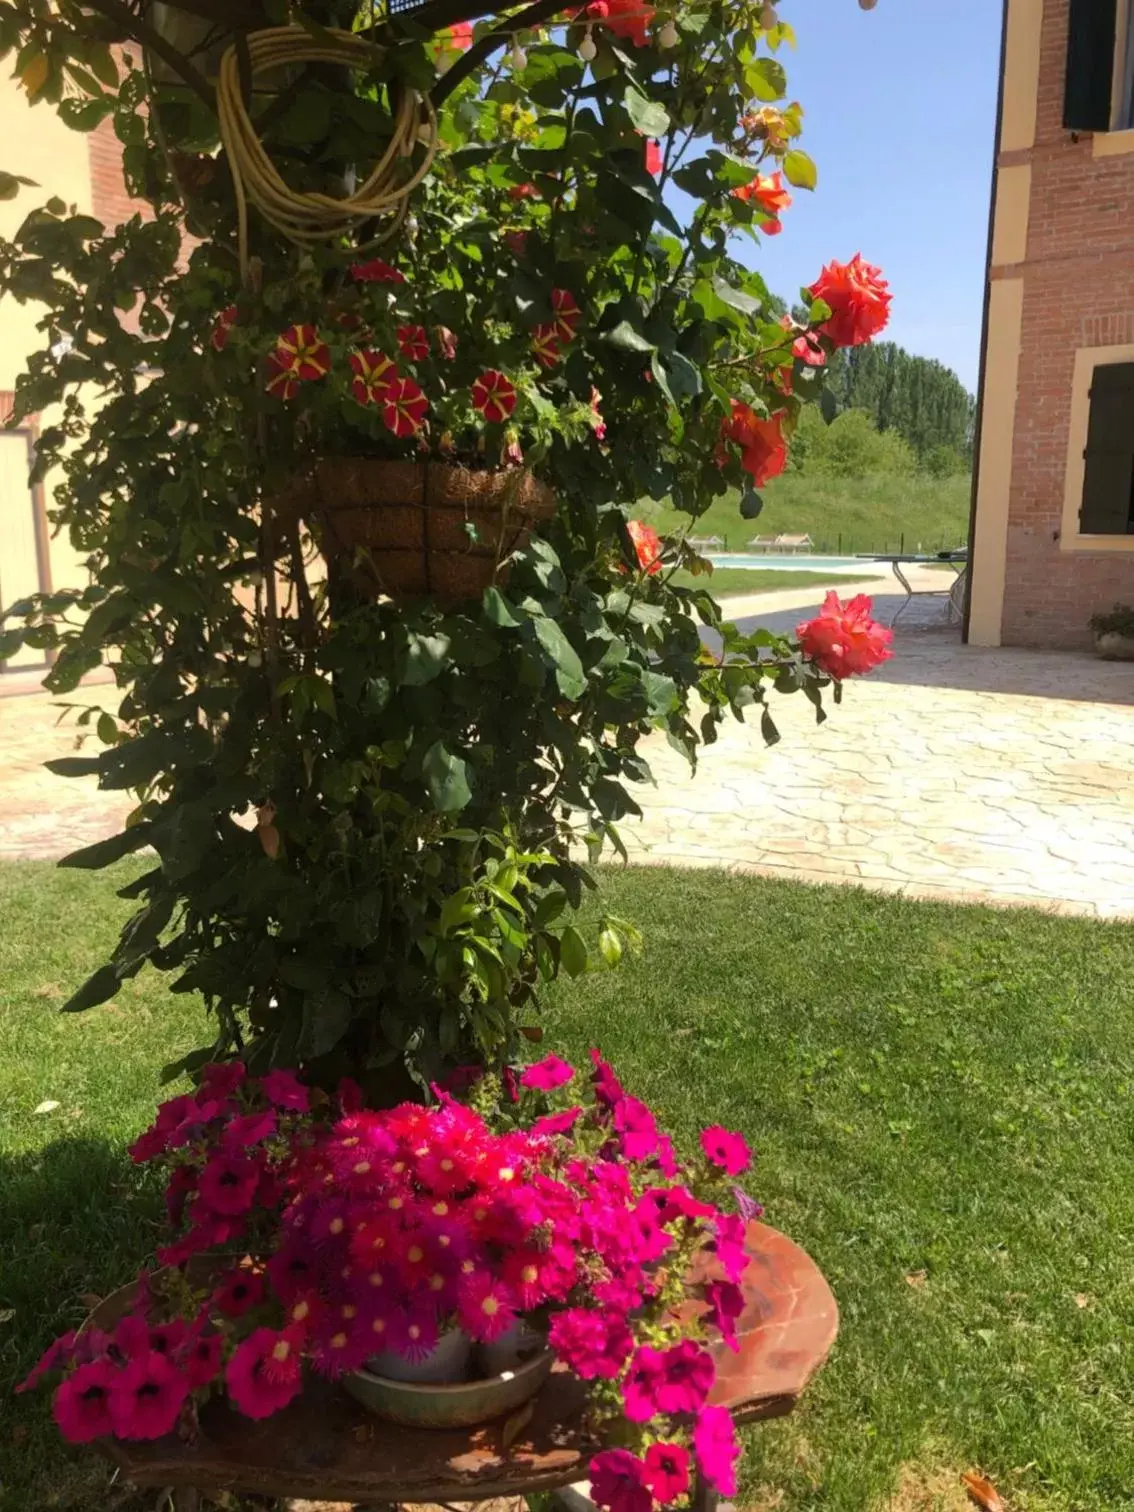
top-left (17, 1331), bottom-right (78, 1393)
top-left (589, 1448), bottom-right (652, 1512)
top-left (644, 1442), bottom-right (691, 1503)
top-left (623, 1340), bottom-right (715, 1422)
top-left (548, 1307), bottom-right (633, 1380)
top-left (531, 1106), bottom-right (583, 1139)
top-left (589, 1048), bottom-right (625, 1107)
top-left (700, 1124), bottom-right (752, 1176)
top-left (197, 1150), bottom-right (261, 1216)
top-left (223, 1109), bottom-right (277, 1148)
top-left (267, 1238), bottom-right (319, 1304)
top-left (181, 1327), bottom-right (223, 1389)
top-left (199, 1060), bottom-right (246, 1098)
top-left (146, 1319), bottom-right (190, 1359)
top-left (108, 1349), bottom-right (189, 1440)
top-left (704, 1278), bottom-right (746, 1350)
top-left (211, 1267), bottom-right (265, 1319)
top-left (225, 1328), bottom-right (303, 1420)
top-left (51, 1358), bottom-right (118, 1443)
top-left (457, 1272), bottom-right (516, 1343)
top-left (337, 1076), bottom-right (365, 1112)
top-left (613, 1096), bottom-right (659, 1162)
top-left (520, 1053), bottom-right (575, 1091)
top-left (712, 1212), bottom-right (749, 1284)
top-left (693, 1404), bottom-right (741, 1495)
top-left (260, 1069), bottom-right (310, 1111)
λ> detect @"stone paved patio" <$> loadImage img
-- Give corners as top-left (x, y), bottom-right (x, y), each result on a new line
top-left (3, 569), bottom-right (1133, 917)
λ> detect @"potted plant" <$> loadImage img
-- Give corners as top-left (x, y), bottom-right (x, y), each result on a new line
top-left (1089, 604), bottom-right (1134, 660)
top-left (0, 0), bottom-right (895, 1104)
top-left (20, 1047), bottom-right (767, 1511)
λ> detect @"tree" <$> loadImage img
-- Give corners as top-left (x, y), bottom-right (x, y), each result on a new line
top-left (822, 341), bottom-right (974, 462)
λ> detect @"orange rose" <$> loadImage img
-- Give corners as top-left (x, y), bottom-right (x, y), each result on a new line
top-left (808, 253), bottom-right (891, 347)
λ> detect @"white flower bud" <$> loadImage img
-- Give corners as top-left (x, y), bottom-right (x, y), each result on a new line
top-left (760, 2), bottom-right (778, 27)
top-left (658, 19), bottom-right (678, 47)
top-left (578, 27), bottom-right (597, 60)
top-left (511, 40), bottom-right (527, 69)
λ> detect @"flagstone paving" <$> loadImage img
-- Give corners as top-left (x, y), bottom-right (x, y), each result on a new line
top-left (3, 569), bottom-right (1133, 917)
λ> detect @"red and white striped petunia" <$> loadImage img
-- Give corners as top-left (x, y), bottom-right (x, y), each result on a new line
top-left (349, 349), bottom-right (396, 406)
top-left (211, 304), bottom-right (237, 352)
top-left (551, 289), bottom-right (581, 342)
top-left (275, 324), bottom-right (331, 382)
top-left (396, 325), bottom-right (430, 362)
top-left (531, 324), bottom-right (561, 369)
top-left (381, 375), bottom-right (429, 437)
top-left (471, 370), bottom-right (517, 424)
top-left (265, 351), bottom-right (300, 400)
top-left (350, 258), bottom-right (405, 284)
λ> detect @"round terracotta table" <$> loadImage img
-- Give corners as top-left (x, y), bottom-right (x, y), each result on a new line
top-left (90, 1222), bottom-right (838, 1510)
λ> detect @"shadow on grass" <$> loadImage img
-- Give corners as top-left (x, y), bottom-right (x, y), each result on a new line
top-left (1, 1136), bottom-right (162, 1511)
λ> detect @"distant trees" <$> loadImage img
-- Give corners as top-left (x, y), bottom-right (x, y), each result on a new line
top-left (822, 342), bottom-right (975, 467)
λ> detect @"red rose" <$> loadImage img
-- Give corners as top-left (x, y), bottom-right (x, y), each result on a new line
top-left (504, 230), bottom-right (530, 258)
top-left (797, 590), bottom-right (893, 678)
top-left (733, 170), bottom-right (791, 216)
top-left (396, 324), bottom-right (429, 362)
top-left (471, 369), bottom-right (517, 424)
top-left (808, 253), bottom-right (891, 347)
top-left (723, 401), bottom-right (788, 486)
top-left (600, 0), bottom-right (654, 46)
top-left (627, 520), bottom-right (663, 575)
top-left (644, 139), bottom-right (663, 176)
top-left (508, 183), bottom-right (538, 201)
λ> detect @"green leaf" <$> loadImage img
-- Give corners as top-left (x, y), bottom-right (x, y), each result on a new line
top-left (0, 170), bottom-right (37, 200)
top-left (58, 824), bottom-right (152, 871)
top-left (783, 149), bottom-right (818, 190)
top-left (44, 756), bottom-right (101, 778)
top-left (603, 321), bottom-right (655, 355)
top-left (483, 586), bottom-right (522, 627)
top-left (598, 925), bottom-right (623, 967)
top-left (85, 43), bottom-right (119, 87)
top-left (402, 632), bottom-right (451, 686)
top-left (746, 56), bottom-right (787, 101)
top-left (740, 488), bottom-right (765, 519)
top-left (623, 85), bottom-right (670, 138)
top-left (641, 670), bottom-right (679, 717)
top-left (423, 741), bottom-right (472, 813)
top-left (559, 925), bottom-right (588, 978)
top-left (440, 887), bottom-right (479, 933)
top-left (298, 988), bottom-right (353, 1059)
top-left (533, 618), bottom-right (586, 699)
top-left (712, 277), bottom-right (763, 316)
top-left (159, 1045), bottom-right (216, 1086)
top-left (61, 963), bottom-right (119, 1013)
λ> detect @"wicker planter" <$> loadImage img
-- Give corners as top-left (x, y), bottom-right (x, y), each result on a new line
top-left (288, 458), bottom-right (556, 605)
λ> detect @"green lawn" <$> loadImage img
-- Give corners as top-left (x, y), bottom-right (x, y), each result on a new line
top-left (642, 471), bottom-right (971, 557)
top-left (669, 568), bottom-right (880, 598)
top-left (4, 862), bottom-right (1134, 1510)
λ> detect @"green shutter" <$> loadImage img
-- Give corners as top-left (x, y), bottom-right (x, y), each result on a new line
top-left (1080, 363), bottom-right (1134, 534)
top-left (1064, 0), bottom-right (1118, 131)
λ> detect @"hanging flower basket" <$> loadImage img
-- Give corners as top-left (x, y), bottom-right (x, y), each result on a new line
top-left (289, 459), bottom-right (556, 605)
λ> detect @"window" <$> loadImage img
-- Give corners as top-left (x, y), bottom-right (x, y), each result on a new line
top-left (1079, 362), bottom-right (1134, 534)
top-left (1064, 0), bottom-right (1134, 131)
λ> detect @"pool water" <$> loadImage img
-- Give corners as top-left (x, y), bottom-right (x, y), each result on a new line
top-left (707, 554), bottom-right (878, 573)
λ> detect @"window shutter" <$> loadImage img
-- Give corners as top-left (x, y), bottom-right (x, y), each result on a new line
top-left (1064, 0), bottom-right (1118, 131)
top-left (1080, 362), bottom-right (1134, 533)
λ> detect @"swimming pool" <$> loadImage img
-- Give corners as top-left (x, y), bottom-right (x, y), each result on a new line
top-left (706, 554), bottom-right (878, 573)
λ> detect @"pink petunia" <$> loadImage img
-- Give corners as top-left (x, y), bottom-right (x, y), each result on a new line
top-left (704, 1278), bottom-right (746, 1350)
top-left (199, 1061), bottom-right (246, 1098)
top-left (548, 1307), bottom-right (633, 1380)
top-left (693, 1404), bottom-right (742, 1496)
top-left (613, 1096), bottom-right (659, 1162)
top-left (197, 1151), bottom-right (261, 1216)
top-left (712, 1212), bottom-right (750, 1283)
top-left (589, 1448), bottom-right (652, 1512)
top-left (623, 1340), bottom-right (715, 1421)
top-left (181, 1327), bottom-right (223, 1389)
top-left (260, 1069), bottom-right (310, 1111)
top-left (520, 1053), bottom-right (575, 1092)
top-left (644, 1442), bottom-right (691, 1503)
top-left (108, 1350), bottom-right (189, 1440)
top-left (267, 1238), bottom-right (320, 1304)
top-left (589, 1048), bottom-right (625, 1107)
top-left (223, 1109), bottom-right (277, 1148)
top-left (225, 1328), bottom-right (304, 1420)
top-left (51, 1358), bottom-right (118, 1443)
top-left (700, 1124), bottom-right (752, 1176)
top-left (531, 1106), bottom-right (583, 1139)
top-left (212, 1267), bottom-right (265, 1319)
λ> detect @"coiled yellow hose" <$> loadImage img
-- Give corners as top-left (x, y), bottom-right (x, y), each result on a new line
top-left (216, 25), bottom-right (438, 277)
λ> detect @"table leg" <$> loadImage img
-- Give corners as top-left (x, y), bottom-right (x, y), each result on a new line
top-left (172, 1490), bottom-right (200, 1512)
top-left (690, 1474), bottom-right (719, 1512)
top-left (889, 560), bottom-right (914, 626)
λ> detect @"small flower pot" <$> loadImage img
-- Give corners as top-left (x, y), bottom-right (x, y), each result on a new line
top-left (366, 1325), bottom-right (473, 1384)
top-left (278, 458), bottom-right (556, 606)
top-left (345, 1342), bottom-right (554, 1429)
top-left (1094, 631), bottom-right (1134, 661)
top-left (476, 1318), bottom-right (547, 1375)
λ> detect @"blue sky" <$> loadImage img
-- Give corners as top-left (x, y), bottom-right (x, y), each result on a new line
top-left (745, 0), bottom-right (1003, 392)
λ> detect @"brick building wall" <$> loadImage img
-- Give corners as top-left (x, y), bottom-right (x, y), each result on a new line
top-left (991, 0), bottom-right (1134, 648)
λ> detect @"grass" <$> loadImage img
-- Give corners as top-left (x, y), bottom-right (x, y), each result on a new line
top-left (641, 471), bottom-right (972, 557)
top-left (669, 568), bottom-right (881, 597)
top-left (5, 862), bottom-right (1134, 1510)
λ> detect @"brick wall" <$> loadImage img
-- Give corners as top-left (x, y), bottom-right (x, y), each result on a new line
top-left (88, 117), bottom-right (143, 230)
top-left (998, 0), bottom-right (1134, 648)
